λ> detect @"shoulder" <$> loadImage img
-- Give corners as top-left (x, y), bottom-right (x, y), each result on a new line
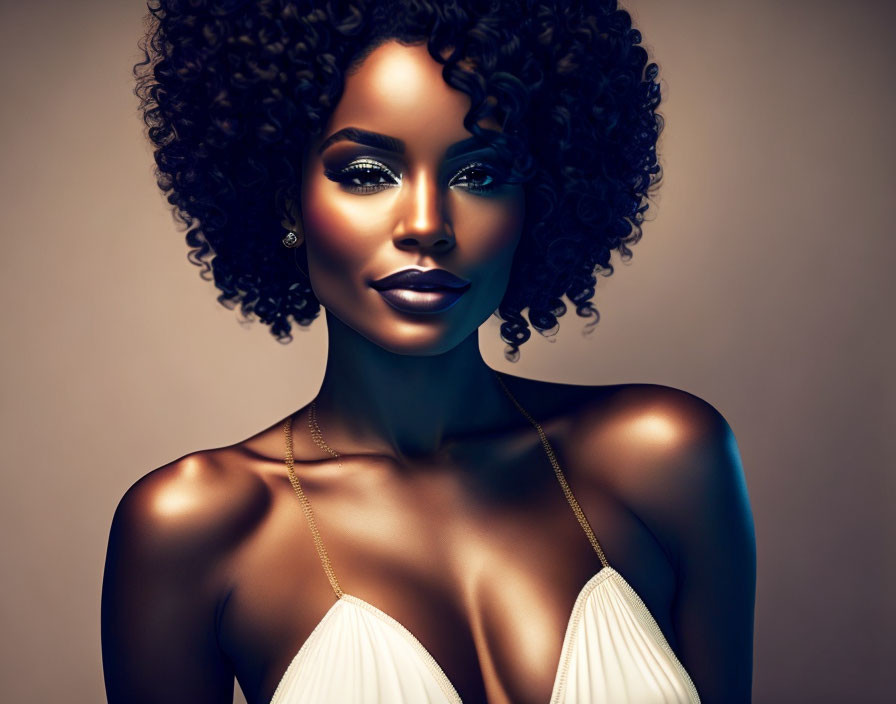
top-left (102, 446), bottom-right (273, 702)
top-left (501, 374), bottom-right (733, 453)
top-left (107, 446), bottom-right (271, 574)
top-left (537, 380), bottom-right (752, 567)
top-left (571, 382), bottom-right (738, 485)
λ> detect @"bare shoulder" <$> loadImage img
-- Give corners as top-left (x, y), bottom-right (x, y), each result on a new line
top-left (572, 382), bottom-right (753, 569)
top-left (108, 444), bottom-right (272, 571)
top-left (501, 375), bottom-right (752, 564)
top-left (499, 373), bottom-right (730, 442)
top-left (102, 443), bottom-right (280, 703)
top-left (568, 382), bottom-right (738, 485)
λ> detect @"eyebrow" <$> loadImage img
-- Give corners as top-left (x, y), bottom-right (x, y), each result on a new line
top-left (318, 127), bottom-right (494, 159)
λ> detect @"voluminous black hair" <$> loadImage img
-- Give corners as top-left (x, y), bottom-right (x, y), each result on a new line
top-left (136, 0), bottom-right (662, 360)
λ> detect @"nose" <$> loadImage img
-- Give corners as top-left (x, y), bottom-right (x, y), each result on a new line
top-left (393, 170), bottom-right (454, 253)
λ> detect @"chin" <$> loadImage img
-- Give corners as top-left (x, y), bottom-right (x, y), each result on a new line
top-left (323, 298), bottom-right (488, 357)
top-left (357, 319), bottom-right (475, 357)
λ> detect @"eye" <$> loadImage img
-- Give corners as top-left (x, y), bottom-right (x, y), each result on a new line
top-left (449, 161), bottom-right (501, 194)
top-left (325, 159), bottom-right (400, 194)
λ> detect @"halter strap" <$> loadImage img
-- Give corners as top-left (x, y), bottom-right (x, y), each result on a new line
top-left (492, 372), bottom-right (610, 569)
top-left (283, 412), bottom-right (344, 598)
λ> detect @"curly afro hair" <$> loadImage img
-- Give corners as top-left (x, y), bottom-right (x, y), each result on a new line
top-left (136, 0), bottom-right (662, 360)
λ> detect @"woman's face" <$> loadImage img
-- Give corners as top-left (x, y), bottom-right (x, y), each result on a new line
top-left (300, 41), bottom-right (525, 356)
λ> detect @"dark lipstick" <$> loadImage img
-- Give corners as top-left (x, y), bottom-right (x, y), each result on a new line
top-left (370, 268), bottom-right (471, 314)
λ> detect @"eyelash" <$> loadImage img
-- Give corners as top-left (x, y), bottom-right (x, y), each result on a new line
top-left (324, 159), bottom-right (501, 195)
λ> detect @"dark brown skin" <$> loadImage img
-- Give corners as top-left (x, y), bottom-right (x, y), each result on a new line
top-left (102, 42), bottom-right (755, 704)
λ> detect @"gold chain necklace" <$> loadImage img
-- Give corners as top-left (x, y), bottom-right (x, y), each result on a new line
top-left (283, 371), bottom-right (609, 598)
top-left (283, 401), bottom-right (345, 596)
top-left (308, 400), bottom-right (342, 468)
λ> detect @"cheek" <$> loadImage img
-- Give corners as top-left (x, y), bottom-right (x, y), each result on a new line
top-left (456, 195), bottom-right (525, 270)
top-left (301, 180), bottom-right (387, 279)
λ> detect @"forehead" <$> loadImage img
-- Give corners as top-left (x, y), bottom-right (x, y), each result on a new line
top-left (323, 41), bottom-right (498, 153)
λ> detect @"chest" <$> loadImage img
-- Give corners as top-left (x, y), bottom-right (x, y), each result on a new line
top-left (219, 457), bottom-right (678, 704)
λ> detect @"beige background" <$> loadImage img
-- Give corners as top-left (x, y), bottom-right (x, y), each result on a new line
top-left (1, 0), bottom-right (893, 702)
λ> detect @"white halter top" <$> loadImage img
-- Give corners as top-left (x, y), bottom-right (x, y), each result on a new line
top-left (273, 386), bottom-right (700, 704)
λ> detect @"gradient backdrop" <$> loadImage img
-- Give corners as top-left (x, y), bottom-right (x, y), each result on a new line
top-left (1, 0), bottom-right (893, 702)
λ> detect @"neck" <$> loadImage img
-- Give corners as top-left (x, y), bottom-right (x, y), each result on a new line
top-left (314, 310), bottom-right (514, 459)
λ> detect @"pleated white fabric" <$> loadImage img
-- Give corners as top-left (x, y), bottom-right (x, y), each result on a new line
top-left (269, 567), bottom-right (699, 704)
top-left (549, 568), bottom-right (699, 704)
top-left (269, 593), bottom-right (462, 704)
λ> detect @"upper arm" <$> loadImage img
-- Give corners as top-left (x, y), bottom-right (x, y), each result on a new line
top-left (585, 386), bottom-right (756, 703)
top-left (101, 452), bottom-right (264, 704)
top-left (656, 395), bottom-right (755, 703)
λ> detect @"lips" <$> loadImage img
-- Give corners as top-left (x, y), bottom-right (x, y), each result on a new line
top-left (370, 268), bottom-right (470, 291)
top-left (370, 268), bottom-right (471, 314)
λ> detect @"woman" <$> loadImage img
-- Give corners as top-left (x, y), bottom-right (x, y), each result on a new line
top-left (102, 1), bottom-right (755, 702)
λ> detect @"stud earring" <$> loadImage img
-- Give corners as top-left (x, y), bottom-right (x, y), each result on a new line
top-left (282, 229), bottom-right (303, 248)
